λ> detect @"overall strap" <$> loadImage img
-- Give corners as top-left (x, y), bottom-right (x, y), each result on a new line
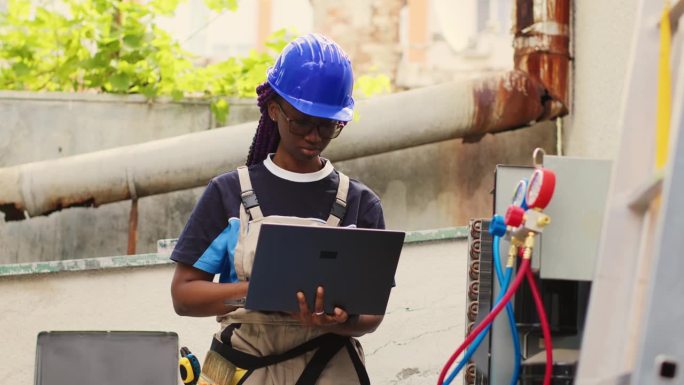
top-left (211, 331), bottom-right (370, 385)
top-left (237, 166), bottom-right (263, 220)
top-left (326, 171), bottom-right (350, 227)
top-left (211, 333), bottom-right (341, 372)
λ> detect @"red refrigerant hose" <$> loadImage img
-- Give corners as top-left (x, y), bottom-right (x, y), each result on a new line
top-left (437, 258), bottom-right (532, 385)
top-left (526, 268), bottom-right (553, 385)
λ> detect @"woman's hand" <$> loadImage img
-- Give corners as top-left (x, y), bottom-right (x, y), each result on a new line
top-left (292, 286), bottom-right (348, 327)
top-left (171, 262), bottom-right (249, 317)
top-left (291, 285), bottom-right (384, 337)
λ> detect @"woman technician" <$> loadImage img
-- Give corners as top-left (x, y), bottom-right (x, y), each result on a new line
top-left (170, 33), bottom-right (385, 385)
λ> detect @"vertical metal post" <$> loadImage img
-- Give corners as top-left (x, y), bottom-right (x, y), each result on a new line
top-left (127, 198), bottom-right (138, 255)
top-left (631, 11), bottom-right (684, 383)
top-left (576, 0), bottom-right (667, 382)
top-left (126, 169), bottom-right (138, 255)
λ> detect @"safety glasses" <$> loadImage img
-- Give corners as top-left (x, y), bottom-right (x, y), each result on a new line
top-left (275, 102), bottom-right (344, 140)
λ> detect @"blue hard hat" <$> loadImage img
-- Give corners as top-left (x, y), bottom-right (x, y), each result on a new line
top-left (267, 33), bottom-right (354, 122)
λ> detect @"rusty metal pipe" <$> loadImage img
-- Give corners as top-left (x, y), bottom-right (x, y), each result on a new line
top-left (0, 73), bottom-right (548, 221)
top-left (671, 0), bottom-right (684, 32)
top-left (126, 170), bottom-right (139, 254)
top-left (514, 0), bottom-right (571, 119)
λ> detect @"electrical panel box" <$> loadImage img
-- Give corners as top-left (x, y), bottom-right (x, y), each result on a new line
top-left (486, 155), bottom-right (611, 384)
top-left (540, 156), bottom-right (612, 281)
top-left (493, 156), bottom-right (612, 281)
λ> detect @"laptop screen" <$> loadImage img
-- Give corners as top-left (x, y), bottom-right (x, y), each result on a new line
top-left (245, 224), bottom-right (405, 315)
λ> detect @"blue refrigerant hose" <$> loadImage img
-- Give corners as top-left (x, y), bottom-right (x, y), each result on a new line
top-left (493, 235), bottom-right (522, 385)
top-left (443, 235), bottom-right (521, 385)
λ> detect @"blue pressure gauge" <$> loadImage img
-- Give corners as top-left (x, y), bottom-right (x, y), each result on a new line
top-left (512, 178), bottom-right (529, 210)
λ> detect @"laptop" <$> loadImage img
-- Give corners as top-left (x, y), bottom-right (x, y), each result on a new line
top-left (245, 223), bottom-right (405, 315)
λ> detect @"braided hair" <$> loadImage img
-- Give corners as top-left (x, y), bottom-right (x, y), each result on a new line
top-left (246, 81), bottom-right (280, 166)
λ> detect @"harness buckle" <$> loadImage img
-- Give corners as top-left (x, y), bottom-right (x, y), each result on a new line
top-left (241, 192), bottom-right (259, 210)
top-left (330, 199), bottom-right (347, 220)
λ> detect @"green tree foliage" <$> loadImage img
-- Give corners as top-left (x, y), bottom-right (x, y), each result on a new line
top-left (0, 0), bottom-right (391, 125)
top-left (0, 0), bottom-right (283, 124)
top-left (356, 73), bottom-right (391, 99)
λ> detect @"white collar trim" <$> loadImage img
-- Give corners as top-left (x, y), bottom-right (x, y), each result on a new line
top-left (264, 154), bottom-right (334, 182)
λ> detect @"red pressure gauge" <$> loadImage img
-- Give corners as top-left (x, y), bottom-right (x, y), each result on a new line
top-left (525, 168), bottom-right (556, 210)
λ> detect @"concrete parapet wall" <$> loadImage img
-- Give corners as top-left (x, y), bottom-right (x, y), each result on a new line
top-left (0, 230), bottom-right (467, 385)
top-left (0, 91), bottom-right (261, 167)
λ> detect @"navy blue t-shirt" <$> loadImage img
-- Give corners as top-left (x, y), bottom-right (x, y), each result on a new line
top-left (170, 156), bottom-right (385, 283)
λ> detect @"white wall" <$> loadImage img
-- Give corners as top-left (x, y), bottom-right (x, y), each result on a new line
top-left (0, 238), bottom-right (468, 385)
top-left (562, 0), bottom-right (639, 159)
top-left (157, 0), bottom-right (313, 61)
